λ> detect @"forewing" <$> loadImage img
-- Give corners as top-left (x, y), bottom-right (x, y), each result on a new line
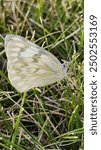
top-left (5, 35), bottom-right (65, 92)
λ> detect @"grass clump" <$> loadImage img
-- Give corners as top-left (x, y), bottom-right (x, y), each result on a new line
top-left (0, 0), bottom-right (83, 149)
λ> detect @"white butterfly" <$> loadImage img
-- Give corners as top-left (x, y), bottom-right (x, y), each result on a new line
top-left (5, 34), bottom-right (67, 92)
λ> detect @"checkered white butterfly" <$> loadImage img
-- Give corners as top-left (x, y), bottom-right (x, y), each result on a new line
top-left (5, 34), bottom-right (68, 92)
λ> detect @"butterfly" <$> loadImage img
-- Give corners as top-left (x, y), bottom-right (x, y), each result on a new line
top-left (5, 34), bottom-right (68, 92)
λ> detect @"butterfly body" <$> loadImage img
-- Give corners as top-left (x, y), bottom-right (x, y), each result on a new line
top-left (5, 35), bottom-right (67, 92)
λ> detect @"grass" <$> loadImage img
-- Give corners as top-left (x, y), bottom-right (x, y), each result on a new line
top-left (0, 0), bottom-right (83, 149)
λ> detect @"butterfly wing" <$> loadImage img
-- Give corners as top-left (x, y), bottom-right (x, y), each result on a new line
top-left (5, 34), bottom-right (66, 92)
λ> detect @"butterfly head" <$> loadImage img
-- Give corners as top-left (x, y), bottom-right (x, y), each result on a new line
top-left (62, 60), bottom-right (70, 75)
